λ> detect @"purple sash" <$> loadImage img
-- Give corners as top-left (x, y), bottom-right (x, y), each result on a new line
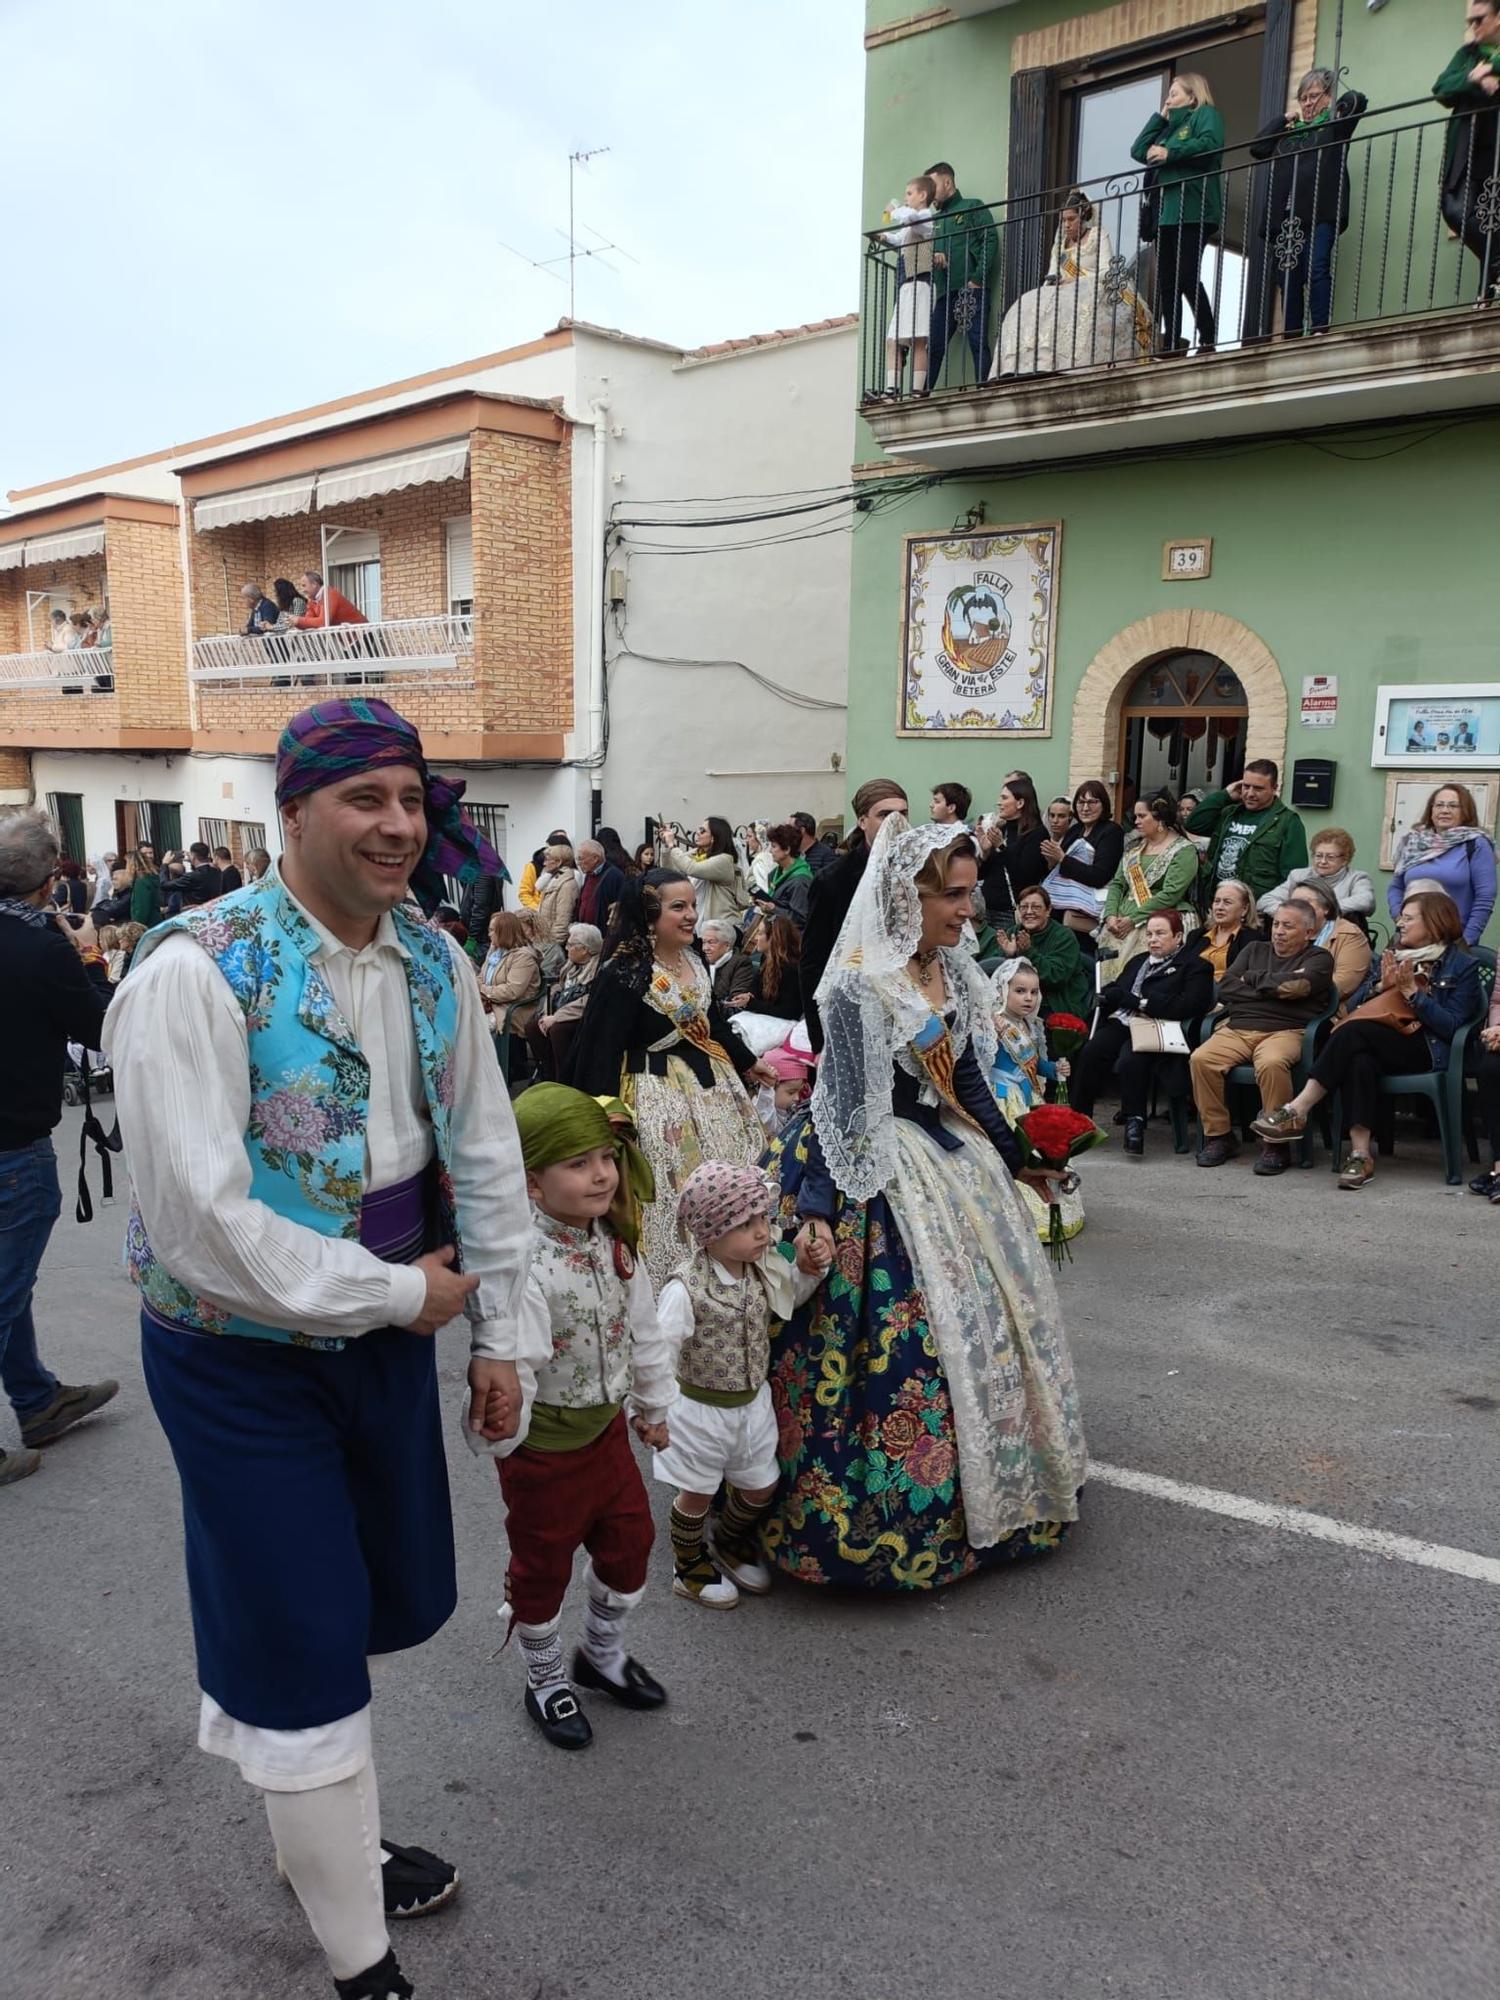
top-left (359, 1167), bottom-right (435, 1265)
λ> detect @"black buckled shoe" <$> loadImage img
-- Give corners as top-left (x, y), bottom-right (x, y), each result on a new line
top-left (1123, 1117), bottom-right (1146, 1157)
top-left (381, 1840), bottom-right (459, 1919)
top-left (572, 1649), bottom-right (668, 1710)
top-left (1469, 1169), bottom-right (1498, 1197)
top-left (524, 1683), bottom-right (593, 1750)
top-left (334, 1946), bottom-right (413, 1999)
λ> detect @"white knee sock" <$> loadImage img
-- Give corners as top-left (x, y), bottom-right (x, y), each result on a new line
top-left (580, 1562), bottom-right (644, 1685)
top-left (263, 1762), bottom-right (389, 1983)
top-left (514, 1614), bottom-right (571, 1703)
top-left (911, 367), bottom-right (927, 391)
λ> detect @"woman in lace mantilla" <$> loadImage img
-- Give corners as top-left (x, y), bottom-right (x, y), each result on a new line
top-left (764, 816), bottom-right (1086, 1590)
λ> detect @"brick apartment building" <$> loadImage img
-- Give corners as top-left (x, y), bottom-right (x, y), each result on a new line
top-left (1, 314), bottom-right (856, 875)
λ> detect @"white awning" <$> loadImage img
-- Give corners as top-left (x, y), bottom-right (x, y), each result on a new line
top-left (0, 543), bottom-right (24, 571)
top-left (20, 525), bottom-right (106, 566)
top-left (316, 440), bottom-right (469, 510)
top-left (194, 476), bottom-right (317, 533)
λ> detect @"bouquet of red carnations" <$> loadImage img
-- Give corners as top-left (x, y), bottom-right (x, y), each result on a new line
top-left (1016, 1104), bottom-right (1107, 1266)
top-left (1044, 1012), bottom-right (1090, 1103)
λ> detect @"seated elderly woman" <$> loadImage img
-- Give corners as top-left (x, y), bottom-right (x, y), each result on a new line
top-left (524, 920), bottom-right (604, 1079)
top-left (698, 915), bottom-right (751, 1006)
top-left (1257, 827), bottom-right (1375, 922)
top-left (993, 883), bottom-right (1093, 1020)
top-left (1253, 889), bottom-right (1481, 1189)
top-left (1070, 910), bottom-right (1213, 1157)
top-left (1281, 876), bottom-right (1372, 1010)
top-left (1186, 878), bottom-right (1260, 983)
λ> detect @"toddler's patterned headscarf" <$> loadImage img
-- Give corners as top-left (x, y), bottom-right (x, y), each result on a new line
top-left (676, 1161), bottom-right (774, 1248)
top-left (274, 696), bottom-right (507, 913)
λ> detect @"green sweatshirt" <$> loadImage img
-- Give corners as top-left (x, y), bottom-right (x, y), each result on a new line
top-left (1019, 918), bottom-right (1094, 1022)
top-left (1187, 789), bottom-right (1309, 903)
top-left (1131, 105), bottom-right (1226, 227)
top-left (930, 191), bottom-right (997, 294)
top-left (1433, 42), bottom-right (1500, 175)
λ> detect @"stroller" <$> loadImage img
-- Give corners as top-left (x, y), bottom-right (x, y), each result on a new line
top-left (63, 1044), bottom-right (114, 1109)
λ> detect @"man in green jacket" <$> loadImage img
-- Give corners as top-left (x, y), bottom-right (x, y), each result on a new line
top-left (1187, 760), bottom-right (1309, 907)
top-left (924, 160), bottom-right (997, 390)
top-left (1432, 2), bottom-right (1500, 303)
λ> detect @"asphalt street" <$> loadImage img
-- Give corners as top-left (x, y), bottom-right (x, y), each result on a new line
top-left (4, 1104), bottom-right (1498, 2000)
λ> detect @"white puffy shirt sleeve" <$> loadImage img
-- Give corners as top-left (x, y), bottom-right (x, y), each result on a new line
top-left (438, 934), bottom-right (532, 1361)
top-left (104, 935), bottom-right (429, 1337)
top-left (625, 1260), bottom-right (677, 1425)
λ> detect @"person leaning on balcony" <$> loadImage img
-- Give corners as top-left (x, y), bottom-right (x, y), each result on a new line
top-left (46, 609), bottom-right (70, 653)
top-left (287, 570), bottom-right (368, 629)
top-left (923, 160), bottom-right (998, 390)
top-left (1132, 73), bottom-right (1225, 357)
top-left (1189, 897), bottom-right (1334, 1173)
top-left (1433, 0), bottom-right (1500, 306)
top-left (1187, 761), bottom-right (1309, 908)
top-left (268, 577), bottom-right (308, 626)
top-left (240, 582), bottom-right (280, 636)
top-left (1249, 71), bottom-right (1369, 338)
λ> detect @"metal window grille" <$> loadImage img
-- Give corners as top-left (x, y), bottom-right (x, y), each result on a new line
top-left (45, 791), bottom-right (86, 863)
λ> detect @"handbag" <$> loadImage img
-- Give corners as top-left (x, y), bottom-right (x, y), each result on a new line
top-left (1332, 985), bottom-right (1419, 1037)
top-left (1127, 1016), bottom-right (1190, 1055)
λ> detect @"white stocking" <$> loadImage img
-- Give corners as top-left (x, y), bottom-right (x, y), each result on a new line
top-left (264, 1761), bottom-right (389, 1983)
top-left (580, 1562), bottom-right (645, 1684)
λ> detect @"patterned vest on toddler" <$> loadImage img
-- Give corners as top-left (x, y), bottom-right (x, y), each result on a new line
top-left (670, 1250), bottom-right (781, 1403)
top-left (126, 874), bottom-right (462, 1350)
top-left (528, 1211), bottom-right (638, 1409)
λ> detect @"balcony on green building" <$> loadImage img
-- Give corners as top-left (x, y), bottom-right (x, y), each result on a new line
top-left (860, 100), bottom-right (1500, 469)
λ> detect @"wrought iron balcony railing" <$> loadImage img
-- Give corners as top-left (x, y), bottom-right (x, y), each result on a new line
top-left (860, 101), bottom-right (1500, 404)
top-left (0, 645), bottom-right (114, 694)
top-left (192, 613), bottom-right (475, 689)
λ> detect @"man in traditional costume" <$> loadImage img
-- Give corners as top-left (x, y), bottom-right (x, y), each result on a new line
top-left (105, 698), bottom-right (528, 2000)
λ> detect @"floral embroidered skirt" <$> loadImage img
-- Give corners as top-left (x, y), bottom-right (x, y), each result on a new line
top-left (764, 1111), bottom-right (1086, 1591)
top-left (627, 1053), bottom-right (767, 1295)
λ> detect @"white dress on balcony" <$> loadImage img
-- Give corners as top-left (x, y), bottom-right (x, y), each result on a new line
top-left (989, 223), bottom-right (1151, 380)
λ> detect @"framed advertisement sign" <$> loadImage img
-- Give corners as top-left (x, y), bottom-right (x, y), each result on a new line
top-left (899, 523), bottom-right (1061, 738)
top-left (1370, 683), bottom-right (1500, 769)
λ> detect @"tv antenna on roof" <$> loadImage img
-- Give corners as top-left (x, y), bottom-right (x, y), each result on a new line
top-left (498, 145), bottom-right (636, 320)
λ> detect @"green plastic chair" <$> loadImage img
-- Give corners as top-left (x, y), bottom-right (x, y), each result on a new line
top-left (1332, 945), bottom-right (1495, 1186)
top-left (1195, 998), bottom-right (1338, 1168)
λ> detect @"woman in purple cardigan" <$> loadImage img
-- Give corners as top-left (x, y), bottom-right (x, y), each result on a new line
top-left (1387, 784), bottom-right (1496, 945)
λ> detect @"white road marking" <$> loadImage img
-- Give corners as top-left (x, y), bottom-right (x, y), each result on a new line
top-left (1090, 1460), bottom-right (1500, 1587)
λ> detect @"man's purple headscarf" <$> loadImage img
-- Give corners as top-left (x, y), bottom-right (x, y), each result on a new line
top-left (275, 696), bottom-right (508, 914)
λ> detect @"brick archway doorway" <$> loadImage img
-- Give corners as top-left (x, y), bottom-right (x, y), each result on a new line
top-left (1067, 609), bottom-right (1288, 802)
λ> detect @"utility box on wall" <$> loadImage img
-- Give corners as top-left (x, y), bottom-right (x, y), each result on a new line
top-left (1290, 759), bottom-right (1337, 811)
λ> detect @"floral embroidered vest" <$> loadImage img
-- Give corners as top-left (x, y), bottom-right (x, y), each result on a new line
top-left (670, 1250), bottom-right (774, 1400)
top-left (528, 1210), bottom-right (636, 1409)
top-left (126, 875), bottom-right (461, 1350)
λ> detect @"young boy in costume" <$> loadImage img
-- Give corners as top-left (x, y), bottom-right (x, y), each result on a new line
top-left (489, 1083), bottom-right (675, 1750)
top-left (654, 1162), bottom-right (831, 1608)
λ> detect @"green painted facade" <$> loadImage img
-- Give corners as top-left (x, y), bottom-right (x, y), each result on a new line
top-left (848, 1), bottom-right (1496, 918)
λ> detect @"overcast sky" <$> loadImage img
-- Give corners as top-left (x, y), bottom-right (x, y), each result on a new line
top-left (0, 0), bottom-right (864, 498)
